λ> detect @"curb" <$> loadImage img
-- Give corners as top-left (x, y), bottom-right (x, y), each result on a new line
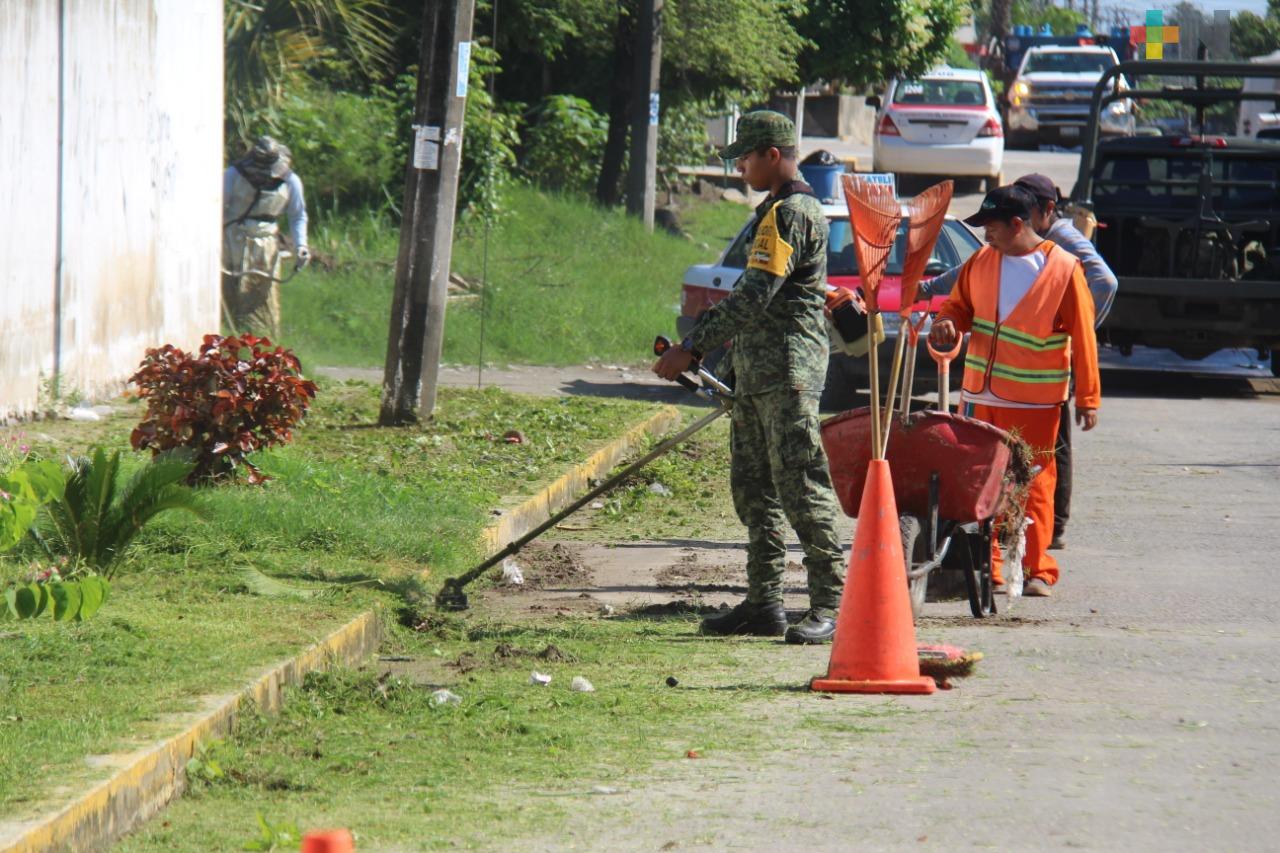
top-left (0, 611), bottom-right (382, 853)
top-left (0, 404), bottom-right (684, 852)
top-left (480, 405), bottom-right (682, 555)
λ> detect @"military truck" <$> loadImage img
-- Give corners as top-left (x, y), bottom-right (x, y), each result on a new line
top-left (1072, 60), bottom-right (1280, 374)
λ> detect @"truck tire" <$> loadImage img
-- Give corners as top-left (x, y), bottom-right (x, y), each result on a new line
top-left (1272, 350), bottom-right (1280, 377)
top-left (984, 173), bottom-right (1004, 193)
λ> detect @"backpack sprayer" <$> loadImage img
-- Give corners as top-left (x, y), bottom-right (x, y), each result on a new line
top-left (434, 336), bottom-right (734, 611)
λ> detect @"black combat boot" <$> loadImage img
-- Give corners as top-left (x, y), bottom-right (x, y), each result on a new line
top-left (784, 609), bottom-right (836, 645)
top-left (699, 599), bottom-right (788, 637)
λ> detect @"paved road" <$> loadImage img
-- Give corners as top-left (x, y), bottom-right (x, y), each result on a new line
top-left (534, 384), bottom-right (1280, 852)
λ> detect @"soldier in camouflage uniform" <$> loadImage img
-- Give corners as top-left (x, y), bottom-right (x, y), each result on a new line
top-left (653, 111), bottom-right (844, 644)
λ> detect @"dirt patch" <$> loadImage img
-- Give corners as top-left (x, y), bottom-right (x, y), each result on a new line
top-left (489, 642), bottom-right (579, 664)
top-left (511, 542), bottom-right (594, 589)
top-left (917, 613), bottom-right (1052, 629)
top-left (628, 600), bottom-right (728, 617)
top-left (655, 552), bottom-right (741, 591)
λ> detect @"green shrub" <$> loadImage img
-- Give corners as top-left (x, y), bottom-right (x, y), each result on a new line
top-left (659, 99), bottom-right (716, 188)
top-left (274, 84), bottom-right (402, 211)
top-left (523, 95), bottom-right (608, 195)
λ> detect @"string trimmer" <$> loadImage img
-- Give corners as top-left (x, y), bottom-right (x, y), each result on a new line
top-left (434, 336), bottom-right (733, 611)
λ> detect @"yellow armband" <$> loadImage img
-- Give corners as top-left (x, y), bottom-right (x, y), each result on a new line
top-left (746, 204), bottom-right (794, 277)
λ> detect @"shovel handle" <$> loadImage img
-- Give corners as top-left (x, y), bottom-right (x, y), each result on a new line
top-left (927, 337), bottom-right (961, 412)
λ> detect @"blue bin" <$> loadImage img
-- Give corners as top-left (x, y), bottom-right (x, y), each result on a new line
top-left (799, 163), bottom-right (845, 205)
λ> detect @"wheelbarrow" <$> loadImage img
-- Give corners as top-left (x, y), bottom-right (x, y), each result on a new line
top-left (820, 338), bottom-right (1026, 619)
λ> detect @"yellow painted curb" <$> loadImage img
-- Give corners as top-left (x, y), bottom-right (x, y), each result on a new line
top-left (0, 404), bottom-right (683, 852)
top-left (0, 612), bottom-right (382, 853)
top-left (480, 405), bottom-right (682, 554)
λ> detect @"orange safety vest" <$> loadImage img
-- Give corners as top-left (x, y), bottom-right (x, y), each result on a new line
top-left (961, 243), bottom-right (1078, 405)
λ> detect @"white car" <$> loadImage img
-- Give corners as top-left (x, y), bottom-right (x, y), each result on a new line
top-left (870, 67), bottom-right (1004, 192)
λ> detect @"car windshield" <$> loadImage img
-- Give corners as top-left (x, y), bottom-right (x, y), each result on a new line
top-left (1023, 52), bottom-right (1115, 74)
top-left (827, 219), bottom-right (979, 277)
top-left (892, 79), bottom-right (986, 107)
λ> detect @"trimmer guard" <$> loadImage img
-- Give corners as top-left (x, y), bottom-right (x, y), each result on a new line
top-left (821, 408), bottom-right (1014, 523)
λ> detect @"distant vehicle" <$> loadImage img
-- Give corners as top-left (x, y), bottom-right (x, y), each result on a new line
top-left (868, 67), bottom-right (1004, 192)
top-left (1006, 45), bottom-right (1134, 148)
top-left (1238, 49), bottom-right (1280, 138)
top-left (1073, 59), bottom-right (1280, 374)
top-left (677, 204), bottom-right (983, 406)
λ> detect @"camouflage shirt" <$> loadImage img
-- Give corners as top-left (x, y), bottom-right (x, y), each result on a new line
top-left (688, 181), bottom-right (830, 395)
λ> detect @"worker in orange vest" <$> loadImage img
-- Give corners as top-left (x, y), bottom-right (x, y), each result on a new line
top-left (929, 185), bottom-right (1100, 597)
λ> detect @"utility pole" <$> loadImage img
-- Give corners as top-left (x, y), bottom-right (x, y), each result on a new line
top-left (626, 0), bottom-right (662, 230)
top-left (379, 0), bottom-right (475, 425)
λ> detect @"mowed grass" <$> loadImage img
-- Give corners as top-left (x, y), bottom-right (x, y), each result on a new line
top-left (281, 185), bottom-right (750, 369)
top-left (0, 381), bottom-right (652, 818)
top-left (116, 616), bottom-right (813, 852)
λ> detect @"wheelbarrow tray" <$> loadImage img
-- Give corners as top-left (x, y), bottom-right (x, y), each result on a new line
top-left (821, 408), bottom-right (1014, 523)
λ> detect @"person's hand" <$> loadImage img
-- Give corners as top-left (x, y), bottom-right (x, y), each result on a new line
top-left (652, 347), bottom-right (695, 381)
top-left (296, 246), bottom-right (312, 268)
top-left (929, 318), bottom-right (958, 349)
top-left (1076, 406), bottom-right (1098, 431)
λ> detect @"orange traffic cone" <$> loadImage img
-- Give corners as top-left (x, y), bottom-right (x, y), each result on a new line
top-left (811, 459), bottom-right (936, 695)
top-left (301, 829), bottom-right (354, 853)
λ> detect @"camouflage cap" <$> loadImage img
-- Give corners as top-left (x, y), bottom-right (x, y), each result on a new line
top-left (718, 110), bottom-right (797, 160)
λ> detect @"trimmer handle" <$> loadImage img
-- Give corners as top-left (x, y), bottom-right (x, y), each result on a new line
top-left (653, 336), bottom-right (703, 395)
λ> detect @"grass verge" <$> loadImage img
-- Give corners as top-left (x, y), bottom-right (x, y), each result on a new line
top-left (282, 185), bottom-right (749, 369)
top-left (0, 381), bottom-right (651, 819)
top-left (115, 615), bottom-right (820, 852)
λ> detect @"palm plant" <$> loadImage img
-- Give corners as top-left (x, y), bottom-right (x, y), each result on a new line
top-left (35, 449), bottom-right (206, 578)
top-left (224, 0), bottom-right (397, 152)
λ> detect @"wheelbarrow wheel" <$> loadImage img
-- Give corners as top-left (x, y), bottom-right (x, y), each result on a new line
top-left (899, 514), bottom-right (929, 621)
top-left (963, 522), bottom-right (997, 617)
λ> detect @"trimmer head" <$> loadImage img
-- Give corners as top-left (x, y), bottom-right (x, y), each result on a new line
top-left (435, 583), bottom-right (470, 611)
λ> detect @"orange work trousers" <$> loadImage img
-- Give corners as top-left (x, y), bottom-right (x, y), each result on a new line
top-left (969, 403), bottom-right (1061, 586)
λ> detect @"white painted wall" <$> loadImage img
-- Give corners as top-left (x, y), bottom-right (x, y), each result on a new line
top-left (0, 1), bottom-right (222, 420)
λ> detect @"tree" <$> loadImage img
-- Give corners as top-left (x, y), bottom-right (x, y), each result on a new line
top-left (798, 0), bottom-right (968, 91)
top-left (1232, 0), bottom-right (1280, 60)
top-left (224, 0), bottom-right (397, 153)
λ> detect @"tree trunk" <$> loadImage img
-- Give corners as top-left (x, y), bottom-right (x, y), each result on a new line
top-left (597, 0), bottom-right (636, 206)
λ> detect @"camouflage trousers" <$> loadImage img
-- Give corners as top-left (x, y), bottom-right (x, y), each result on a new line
top-left (730, 389), bottom-right (845, 612)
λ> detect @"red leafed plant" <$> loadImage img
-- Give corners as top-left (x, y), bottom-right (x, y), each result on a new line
top-left (129, 334), bottom-right (318, 484)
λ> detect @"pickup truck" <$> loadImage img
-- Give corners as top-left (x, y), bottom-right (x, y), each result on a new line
top-left (1006, 45), bottom-right (1134, 148)
top-left (1073, 60), bottom-right (1280, 374)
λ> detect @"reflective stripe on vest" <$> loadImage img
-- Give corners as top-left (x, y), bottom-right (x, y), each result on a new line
top-left (961, 242), bottom-right (1078, 405)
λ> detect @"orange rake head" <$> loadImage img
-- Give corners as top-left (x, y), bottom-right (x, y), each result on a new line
top-left (842, 174), bottom-right (900, 314)
top-left (899, 180), bottom-right (953, 317)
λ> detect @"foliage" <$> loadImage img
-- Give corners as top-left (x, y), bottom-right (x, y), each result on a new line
top-left (1232, 0), bottom-right (1280, 59)
top-left (186, 740), bottom-right (228, 785)
top-left (36, 449), bottom-right (204, 576)
top-left (242, 813), bottom-right (302, 851)
top-left (523, 96), bottom-right (609, 194)
top-left (224, 0), bottom-right (397, 153)
top-left (799, 0), bottom-right (968, 89)
top-left (456, 45), bottom-right (523, 220)
top-left (130, 335), bottom-right (318, 484)
top-left (273, 83), bottom-right (402, 210)
top-left (660, 0), bottom-right (807, 100)
top-left (658, 99), bottom-right (716, 187)
top-left (0, 460), bottom-right (65, 551)
top-left (2, 574), bottom-right (109, 622)
top-left (1010, 0), bottom-right (1085, 36)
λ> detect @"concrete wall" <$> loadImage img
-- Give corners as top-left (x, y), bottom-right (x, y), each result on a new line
top-left (0, 1), bottom-right (222, 420)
